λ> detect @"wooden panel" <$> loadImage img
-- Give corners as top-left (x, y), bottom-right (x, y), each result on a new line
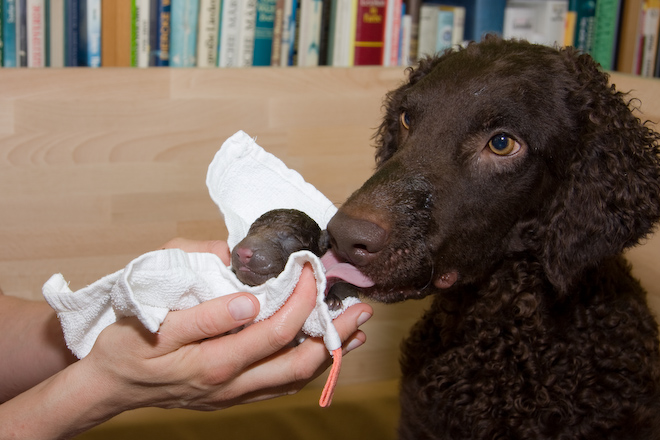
top-left (0, 68), bottom-right (658, 389)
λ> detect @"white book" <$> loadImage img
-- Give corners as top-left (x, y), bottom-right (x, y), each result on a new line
top-left (400, 13), bottom-right (412, 65)
top-left (135, 0), bottom-right (151, 67)
top-left (237, 0), bottom-right (257, 66)
top-left (504, 0), bottom-right (568, 46)
top-left (86, 0), bottom-right (102, 67)
top-left (330, 0), bottom-right (355, 66)
top-left (197, 0), bottom-right (221, 67)
top-left (219, 0), bottom-right (240, 67)
top-left (451, 6), bottom-right (465, 45)
top-left (418, 4), bottom-right (439, 58)
top-left (641, 3), bottom-right (660, 77)
top-left (297, 0), bottom-right (323, 66)
top-left (27, 0), bottom-right (45, 67)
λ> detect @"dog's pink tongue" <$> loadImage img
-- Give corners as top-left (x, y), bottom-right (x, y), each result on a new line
top-left (321, 251), bottom-right (375, 288)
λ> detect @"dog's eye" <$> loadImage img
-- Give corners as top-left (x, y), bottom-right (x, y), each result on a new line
top-left (488, 134), bottom-right (519, 156)
top-left (400, 111), bottom-right (410, 130)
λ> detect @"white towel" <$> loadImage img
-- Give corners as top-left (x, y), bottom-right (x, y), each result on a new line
top-left (43, 130), bottom-right (359, 359)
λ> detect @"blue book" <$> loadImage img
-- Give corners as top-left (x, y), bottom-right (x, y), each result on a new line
top-left (169, 0), bottom-right (199, 67)
top-left (64, 0), bottom-right (80, 66)
top-left (252, 0), bottom-right (276, 66)
top-left (3, 0), bottom-right (17, 67)
top-left (17, 0), bottom-right (26, 66)
top-left (149, 0), bottom-right (171, 66)
top-left (79, 0), bottom-right (101, 66)
top-left (429, 0), bottom-right (506, 42)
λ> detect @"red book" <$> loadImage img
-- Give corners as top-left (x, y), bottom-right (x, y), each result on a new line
top-left (353, 0), bottom-right (386, 65)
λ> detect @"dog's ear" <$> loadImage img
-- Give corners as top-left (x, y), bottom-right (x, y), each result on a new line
top-left (374, 55), bottom-right (445, 166)
top-left (538, 49), bottom-right (660, 293)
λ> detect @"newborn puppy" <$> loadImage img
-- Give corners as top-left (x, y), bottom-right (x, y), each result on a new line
top-left (231, 209), bottom-right (351, 310)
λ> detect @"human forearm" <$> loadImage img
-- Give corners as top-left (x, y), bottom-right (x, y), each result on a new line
top-left (0, 295), bottom-right (76, 403)
top-left (0, 358), bottom-right (129, 440)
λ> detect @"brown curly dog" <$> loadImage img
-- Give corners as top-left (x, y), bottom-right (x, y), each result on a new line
top-left (327, 37), bottom-right (660, 439)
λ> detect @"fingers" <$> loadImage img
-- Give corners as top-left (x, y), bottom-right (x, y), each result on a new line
top-left (202, 265), bottom-right (320, 369)
top-left (161, 238), bottom-right (231, 265)
top-left (157, 293), bottom-right (260, 349)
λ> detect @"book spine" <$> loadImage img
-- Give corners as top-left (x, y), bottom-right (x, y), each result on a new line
top-left (641, 0), bottom-right (660, 77)
top-left (451, 6), bottom-right (465, 45)
top-left (136, 0), bottom-right (150, 67)
top-left (26, 0), bottom-right (45, 66)
top-left (571, 0), bottom-right (597, 52)
top-left (353, 0), bottom-right (385, 65)
top-left (279, 0), bottom-right (293, 65)
top-left (435, 7), bottom-right (453, 53)
top-left (237, 0), bottom-right (256, 66)
top-left (253, 0), bottom-right (276, 66)
top-left (3, 0), bottom-right (17, 66)
top-left (218, 0), bottom-right (239, 66)
top-left (297, 0), bottom-right (322, 66)
top-left (169, 0), bottom-right (198, 66)
top-left (155, 0), bottom-right (170, 65)
top-left (417, 4), bottom-right (437, 58)
top-left (317, 0), bottom-right (332, 65)
top-left (18, 0), bottom-right (27, 66)
top-left (85, 0), bottom-right (101, 67)
top-left (401, 8), bottom-right (411, 64)
top-left (197, 0), bottom-right (220, 67)
top-left (592, 0), bottom-right (622, 70)
top-left (64, 0), bottom-right (78, 66)
top-left (270, 0), bottom-right (284, 65)
top-left (382, 0), bottom-right (402, 66)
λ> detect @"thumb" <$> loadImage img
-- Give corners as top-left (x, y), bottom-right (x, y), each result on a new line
top-left (158, 293), bottom-right (260, 348)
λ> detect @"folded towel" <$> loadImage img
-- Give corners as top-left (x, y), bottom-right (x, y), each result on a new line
top-left (43, 130), bottom-right (359, 362)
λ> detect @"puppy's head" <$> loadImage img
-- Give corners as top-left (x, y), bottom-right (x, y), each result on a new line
top-left (328, 37), bottom-right (660, 302)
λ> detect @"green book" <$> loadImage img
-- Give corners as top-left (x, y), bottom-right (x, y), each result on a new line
top-left (591, 0), bottom-right (622, 70)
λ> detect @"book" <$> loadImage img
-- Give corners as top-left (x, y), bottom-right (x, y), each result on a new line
top-left (640, 0), bottom-right (660, 77)
top-left (400, 9), bottom-right (412, 64)
top-left (48, 0), bottom-right (64, 67)
top-left (101, 0), bottom-right (131, 66)
top-left (149, 0), bottom-right (171, 66)
top-left (0, 0), bottom-right (3, 65)
top-left (504, 0), bottom-right (568, 46)
top-left (591, 0), bottom-right (623, 70)
top-left (327, 0), bottom-right (356, 66)
top-left (382, 0), bottom-right (402, 66)
top-left (3, 0), bottom-right (17, 67)
top-left (450, 5), bottom-right (465, 45)
top-left (434, 0), bottom-right (505, 42)
top-left (237, 0), bottom-right (257, 66)
top-left (279, 0), bottom-right (298, 65)
top-left (26, 0), bottom-right (45, 67)
top-left (64, 0), bottom-right (79, 66)
top-left (17, 0), bottom-right (27, 66)
top-left (197, 0), bottom-right (220, 67)
top-left (169, 0), bottom-right (198, 66)
top-left (218, 0), bottom-right (239, 66)
top-left (436, 6), bottom-right (454, 54)
top-left (79, 0), bottom-right (101, 67)
top-left (405, 0), bottom-right (420, 62)
top-left (418, 3), bottom-right (439, 58)
top-left (270, 0), bottom-right (284, 65)
top-left (317, 0), bottom-right (332, 64)
top-left (353, 0), bottom-right (385, 65)
top-left (253, 0), bottom-right (276, 65)
top-left (297, 0), bottom-right (323, 66)
top-left (131, 0), bottom-right (150, 67)
top-left (569, 0), bottom-right (597, 52)
top-left (616, 0), bottom-right (642, 73)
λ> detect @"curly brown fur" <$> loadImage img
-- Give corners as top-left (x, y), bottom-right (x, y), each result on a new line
top-left (327, 37), bottom-right (660, 439)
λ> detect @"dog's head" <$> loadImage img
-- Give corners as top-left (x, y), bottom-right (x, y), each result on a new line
top-left (327, 37), bottom-right (660, 302)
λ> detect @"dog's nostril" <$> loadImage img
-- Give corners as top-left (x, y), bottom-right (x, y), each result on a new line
top-left (327, 211), bottom-right (388, 266)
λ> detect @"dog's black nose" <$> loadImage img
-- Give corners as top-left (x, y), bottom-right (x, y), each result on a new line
top-left (327, 211), bottom-right (388, 266)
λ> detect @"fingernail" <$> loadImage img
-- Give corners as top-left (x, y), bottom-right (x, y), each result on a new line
top-left (228, 296), bottom-right (256, 321)
top-left (345, 338), bottom-right (364, 353)
top-left (357, 312), bottom-right (372, 327)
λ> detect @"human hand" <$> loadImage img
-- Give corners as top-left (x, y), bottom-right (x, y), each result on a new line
top-left (80, 238), bottom-right (372, 413)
